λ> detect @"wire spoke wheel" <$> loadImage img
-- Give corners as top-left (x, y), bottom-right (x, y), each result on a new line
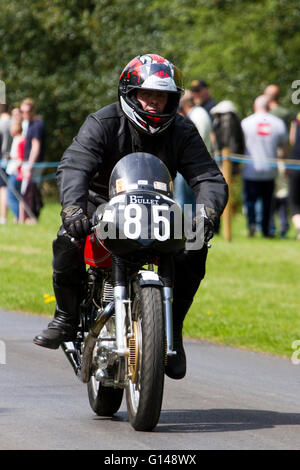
top-left (126, 284), bottom-right (165, 431)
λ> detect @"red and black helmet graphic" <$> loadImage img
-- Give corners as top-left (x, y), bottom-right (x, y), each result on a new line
top-left (119, 54), bottom-right (184, 136)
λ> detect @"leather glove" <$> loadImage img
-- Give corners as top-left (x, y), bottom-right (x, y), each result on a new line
top-left (191, 206), bottom-right (217, 245)
top-left (201, 206), bottom-right (218, 243)
top-left (203, 216), bottom-right (215, 243)
top-left (61, 205), bottom-right (90, 239)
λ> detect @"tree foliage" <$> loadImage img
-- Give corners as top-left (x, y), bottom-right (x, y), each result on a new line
top-left (151, 0), bottom-right (300, 115)
top-left (0, 0), bottom-right (165, 158)
top-left (0, 0), bottom-right (299, 161)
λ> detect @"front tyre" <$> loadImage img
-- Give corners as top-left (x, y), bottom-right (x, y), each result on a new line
top-left (126, 284), bottom-right (165, 431)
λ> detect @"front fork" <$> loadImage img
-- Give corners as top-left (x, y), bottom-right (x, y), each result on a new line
top-left (113, 255), bottom-right (176, 359)
top-left (114, 285), bottom-right (128, 356)
top-left (112, 256), bottom-right (130, 357)
top-left (159, 255), bottom-right (176, 357)
top-left (161, 287), bottom-right (176, 357)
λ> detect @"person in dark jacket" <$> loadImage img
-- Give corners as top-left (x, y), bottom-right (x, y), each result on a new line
top-left (33, 54), bottom-right (228, 380)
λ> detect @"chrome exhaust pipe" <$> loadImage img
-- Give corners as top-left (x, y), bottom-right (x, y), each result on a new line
top-left (80, 301), bottom-right (115, 383)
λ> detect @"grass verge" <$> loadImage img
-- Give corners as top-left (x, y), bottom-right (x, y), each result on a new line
top-left (186, 214), bottom-right (300, 358)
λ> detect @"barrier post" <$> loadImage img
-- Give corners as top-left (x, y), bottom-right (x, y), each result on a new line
top-left (221, 147), bottom-right (232, 242)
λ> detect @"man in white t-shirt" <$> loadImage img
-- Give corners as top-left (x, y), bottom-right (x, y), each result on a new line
top-left (174, 90), bottom-right (212, 215)
top-left (241, 95), bottom-right (288, 237)
top-left (179, 90), bottom-right (212, 151)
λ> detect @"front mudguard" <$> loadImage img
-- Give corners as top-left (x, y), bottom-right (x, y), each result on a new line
top-left (136, 270), bottom-right (164, 287)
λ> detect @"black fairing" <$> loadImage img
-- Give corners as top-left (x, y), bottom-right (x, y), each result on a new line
top-left (95, 153), bottom-right (185, 261)
top-left (109, 152), bottom-right (174, 198)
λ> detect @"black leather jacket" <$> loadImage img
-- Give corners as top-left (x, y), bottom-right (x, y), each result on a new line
top-left (57, 102), bottom-right (228, 219)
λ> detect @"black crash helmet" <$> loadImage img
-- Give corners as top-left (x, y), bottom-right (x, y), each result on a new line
top-left (118, 54), bottom-right (184, 136)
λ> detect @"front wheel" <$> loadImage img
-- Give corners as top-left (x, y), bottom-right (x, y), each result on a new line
top-left (126, 284), bottom-right (165, 431)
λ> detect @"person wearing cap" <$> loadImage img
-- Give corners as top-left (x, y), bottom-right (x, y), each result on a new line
top-left (190, 79), bottom-right (217, 118)
top-left (179, 90), bottom-right (212, 151)
top-left (174, 90), bottom-right (213, 217)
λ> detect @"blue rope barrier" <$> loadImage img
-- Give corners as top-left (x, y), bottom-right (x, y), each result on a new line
top-left (34, 172), bottom-right (57, 183)
top-left (214, 155), bottom-right (300, 170)
top-left (0, 161), bottom-right (60, 182)
top-left (32, 161), bottom-right (60, 168)
top-left (0, 161), bottom-right (60, 170)
top-left (1, 155), bottom-right (300, 183)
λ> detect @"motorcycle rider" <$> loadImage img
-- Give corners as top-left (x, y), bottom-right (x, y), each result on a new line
top-left (33, 54), bottom-right (228, 380)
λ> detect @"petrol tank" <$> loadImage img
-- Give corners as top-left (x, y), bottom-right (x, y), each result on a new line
top-left (84, 233), bottom-right (112, 268)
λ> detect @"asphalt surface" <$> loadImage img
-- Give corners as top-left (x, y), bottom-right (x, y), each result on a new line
top-left (1, 309), bottom-right (300, 450)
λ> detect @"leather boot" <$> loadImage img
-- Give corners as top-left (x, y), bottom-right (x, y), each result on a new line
top-left (33, 308), bottom-right (78, 349)
top-left (33, 269), bottom-right (83, 350)
top-left (165, 298), bottom-right (192, 380)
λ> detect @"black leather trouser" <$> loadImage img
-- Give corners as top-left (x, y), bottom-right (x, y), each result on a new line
top-left (52, 230), bottom-right (86, 324)
top-left (172, 244), bottom-right (208, 325)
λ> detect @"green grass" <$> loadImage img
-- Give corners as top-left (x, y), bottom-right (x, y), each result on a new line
top-left (0, 203), bottom-right (299, 358)
top-left (0, 202), bottom-right (60, 316)
top-left (185, 214), bottom-right (300, 358)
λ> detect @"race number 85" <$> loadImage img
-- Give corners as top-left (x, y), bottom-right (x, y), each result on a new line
top-left (123, 204), bottom-right (170, 241)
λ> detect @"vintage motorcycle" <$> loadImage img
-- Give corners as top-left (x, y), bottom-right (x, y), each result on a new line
top-left (61, 152), bottom-right (189, 431)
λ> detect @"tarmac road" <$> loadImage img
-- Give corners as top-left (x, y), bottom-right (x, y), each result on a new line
top-left (1, 309), bottom-right (300, 451)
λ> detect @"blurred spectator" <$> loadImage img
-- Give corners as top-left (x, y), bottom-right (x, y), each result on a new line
top-left (264, 84), bottom-right (292, 127)
top-left (210, 100), bottom-right (245, 160)
top-left (179, 90), bottom-right (212, 151)
top-left (19, 98), bottom-right (45, 224)
top-left (241, 95), bottom-right (288, 237)
top-left (0, 129), bottom-right (3, 224)
top-left (0, 104), bottom-right (12, 224)
top-left (210, 100), bottom-right (245, 233)
top-left (174, 90), bottom-right (212, 217)
top-left (288, 111), bottom-right (300, 239)
top-left (11, 106), bottom-right (22, 121)
top-left (269, 159), bottom-right (289, 237)
top-left (6, 118), bottom-right (25, 223)
top-left (0, 104), bottom-right (12, 154)
top-left (264, 85), bottom-right (292, 235)
top-left (190, 79), bottom-right (217, 119)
